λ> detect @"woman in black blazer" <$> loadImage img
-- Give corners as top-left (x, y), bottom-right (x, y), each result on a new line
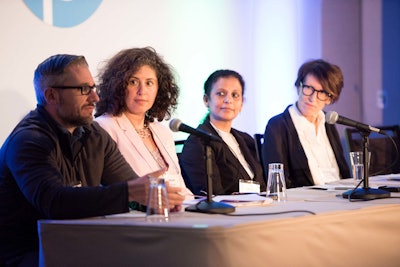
top-left (179, 70), bottom-right (266, 195)
top-left (262, 59), bottom-right (350, 188)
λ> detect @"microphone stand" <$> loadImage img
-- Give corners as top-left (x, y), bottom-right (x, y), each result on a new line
top-left (185, 141), bottom-right (235, 214)
top-left (342, 130), bottom-right (390, 200)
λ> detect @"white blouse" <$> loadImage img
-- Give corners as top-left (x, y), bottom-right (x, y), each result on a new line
top-left (210, 122), bottom-right (255, 180)
top-left (289, 105), bottom-right (340, 185)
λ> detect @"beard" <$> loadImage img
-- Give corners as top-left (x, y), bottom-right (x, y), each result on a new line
top-left (55, 105), bottom-right (94, 128)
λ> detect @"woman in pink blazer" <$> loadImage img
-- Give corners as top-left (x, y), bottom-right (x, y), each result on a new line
top-left (95, 47), bottom-right (192, 199)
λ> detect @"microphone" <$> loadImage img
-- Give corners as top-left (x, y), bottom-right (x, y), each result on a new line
top-left (169, 119), bottom-right (221, 142)
top-left (170, 118), bottom-right (234, 214)
top-left (325, 111), bottom-right (385, 134)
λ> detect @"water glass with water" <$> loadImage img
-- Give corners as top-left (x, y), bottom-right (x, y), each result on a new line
top-left (266, 163), bottom-right (287, 202)
top-left (146, 177), bottom-right (169, 222)
top-left (349, 151), bottom-right (370, 182)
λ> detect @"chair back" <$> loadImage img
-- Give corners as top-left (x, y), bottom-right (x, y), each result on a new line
top-left (344, 125), bottom-right (400, 175)
top-left (174, 140), bottom-right (185, 159)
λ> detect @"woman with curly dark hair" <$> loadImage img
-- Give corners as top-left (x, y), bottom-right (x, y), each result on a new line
top-left (95, 47), bottom-right (192, 199)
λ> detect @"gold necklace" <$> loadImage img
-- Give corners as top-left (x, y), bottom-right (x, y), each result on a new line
top-left (135, 123), bottom-right (151, 139)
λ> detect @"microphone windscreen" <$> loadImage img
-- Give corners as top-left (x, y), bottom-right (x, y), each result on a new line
top-left (169, 118), bottom-right (182, 132)
top-left (325, 111), bottom-right (339, 124)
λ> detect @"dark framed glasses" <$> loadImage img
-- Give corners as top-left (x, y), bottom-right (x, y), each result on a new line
top-left (300, 82), bottom-right (332, 101)
top-left (51, 85), bottom-right (96, 95)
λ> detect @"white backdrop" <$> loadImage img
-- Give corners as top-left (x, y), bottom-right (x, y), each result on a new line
top-left (0, 0), bottom-right (323, 145)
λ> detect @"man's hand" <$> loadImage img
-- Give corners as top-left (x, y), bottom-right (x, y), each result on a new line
top-left (127, 169), bottom-right (184, 211)
top-left (165, 182), bottom-right (185, 211)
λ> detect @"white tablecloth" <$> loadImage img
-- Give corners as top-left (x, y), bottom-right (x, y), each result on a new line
top-left (38, 176), bottom-right (400, 267)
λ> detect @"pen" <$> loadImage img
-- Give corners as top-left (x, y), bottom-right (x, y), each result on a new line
top-left (309, 187), bottom-right (327, 191)
top-left (334, 186), bottom-right (354, 190)
top-left (220, 199), bottom-right (254, 203)
top-left (231, 192), bottom-right (260, 195)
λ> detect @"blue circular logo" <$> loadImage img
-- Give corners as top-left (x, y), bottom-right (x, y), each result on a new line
top-left (23, 0), bottom-right (103, 28)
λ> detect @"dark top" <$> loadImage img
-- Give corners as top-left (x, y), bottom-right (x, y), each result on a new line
top-left (0, 105), bottom-right (138, 264)
top-left (262, 105), bottom-right (351, 188)
top-left (179, 120), bottom-right (266, 195)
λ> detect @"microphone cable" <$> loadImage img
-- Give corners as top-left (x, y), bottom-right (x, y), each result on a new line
top-left (222, 209), bottom-right (316, 216)
top-left (369, 131), bottom-right (399, 176)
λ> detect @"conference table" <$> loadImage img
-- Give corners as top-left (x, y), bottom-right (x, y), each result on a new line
top-left (38, 175), bottom-right (400, 267)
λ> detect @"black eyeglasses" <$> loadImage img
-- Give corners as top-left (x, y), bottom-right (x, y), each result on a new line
top-left (50, 85), bottom-right (96, 95)
top-left (300, 82), bottom-right (332, 101)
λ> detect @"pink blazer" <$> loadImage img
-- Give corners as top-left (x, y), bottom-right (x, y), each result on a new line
top-left (95, 114), bottom-right (193, 199)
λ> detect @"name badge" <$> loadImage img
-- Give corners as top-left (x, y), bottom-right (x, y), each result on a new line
top-left (239, 179), bottom-right (260, 194)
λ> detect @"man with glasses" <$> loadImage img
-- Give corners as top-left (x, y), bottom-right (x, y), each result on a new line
top-left (0, 54), bottom-right (184, 266)
top-left (261, 59), bottom-right (350, 189)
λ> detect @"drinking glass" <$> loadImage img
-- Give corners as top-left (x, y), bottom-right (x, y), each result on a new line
top-left (146, 177), bottom-right (169, 222)
top-left (349, 151), bottom-right (371, 182)
top-left (266, 163), bottom-right (287, 202)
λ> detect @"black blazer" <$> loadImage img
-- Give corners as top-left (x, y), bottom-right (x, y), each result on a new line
top-left (179, 121), bottom-right (266, 195)
top-left (262, 105), bottom-right (351, 188)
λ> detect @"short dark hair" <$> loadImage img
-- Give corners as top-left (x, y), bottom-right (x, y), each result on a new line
top-left (202, 69), bottom-right (245, 123)
top-left (33, 54), bottom-right (87, 105)
top-left (95, 47), bottom-right (179, 122)
top-left (204, 69), bottom-right (245, 97)
top-left (294, 59), bottom-right (343, 103)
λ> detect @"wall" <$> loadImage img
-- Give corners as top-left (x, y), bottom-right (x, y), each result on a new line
top-left (0, 0), bottom-right (389, 146)
top-left (382, 0), bottom-right (400, 126)
top-left (321, 0), bottom-right (362, 138)
top-left (362, 0), bottom-right (383, 126)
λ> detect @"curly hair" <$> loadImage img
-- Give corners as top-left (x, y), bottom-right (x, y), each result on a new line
top-left (95, 47), bottom-right (179, 122)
